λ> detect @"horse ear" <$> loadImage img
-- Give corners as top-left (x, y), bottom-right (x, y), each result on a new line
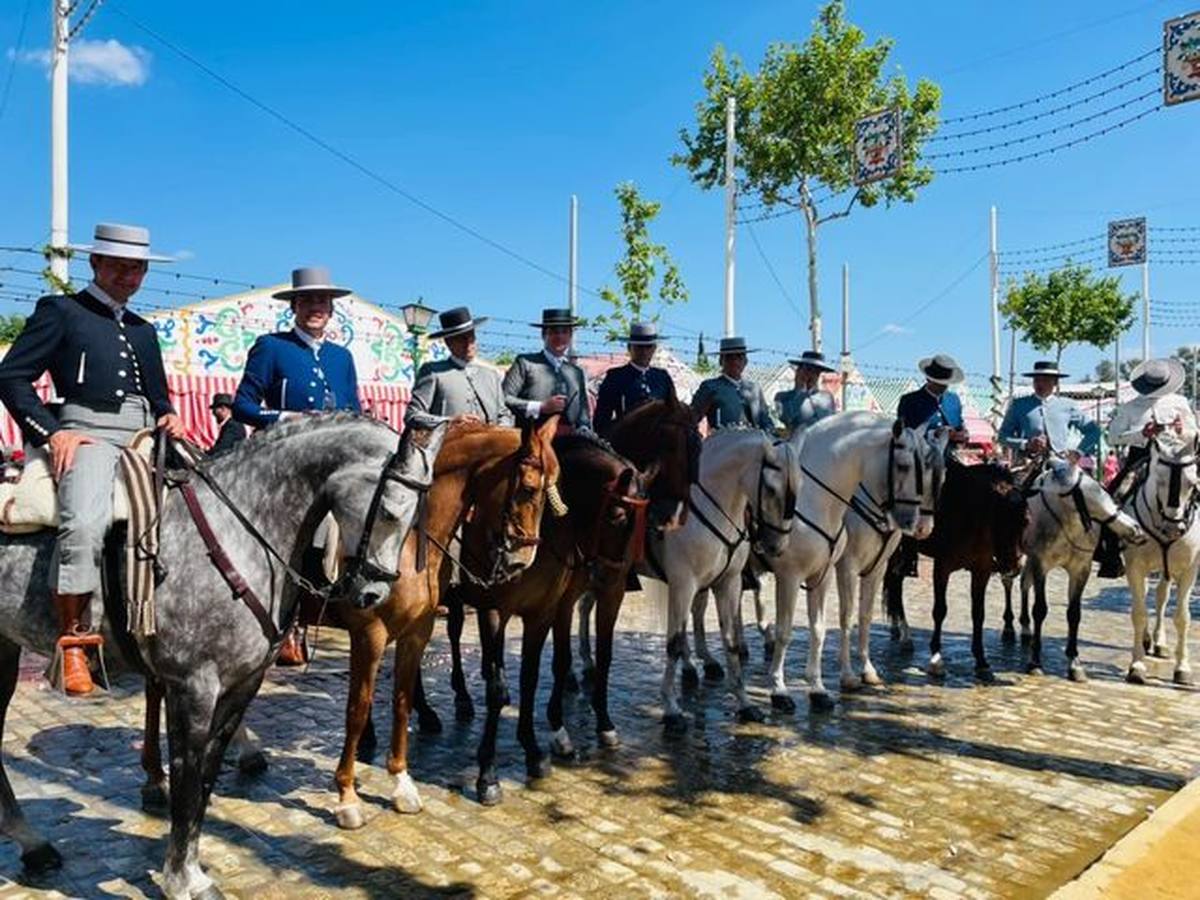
top-left (641, 460), bottom-right (661, 488)
top-left (616, 468), bottom-right (636, 494)
top-left (891, 418), bottom-right (904, 440)
top-left (535, 414), bottom-right (560, 446)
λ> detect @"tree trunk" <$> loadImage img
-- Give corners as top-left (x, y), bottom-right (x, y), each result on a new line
top-left (803, 200), bottom-right (821, 353)
top-left (1056, 345), bottom-right (1064, 367)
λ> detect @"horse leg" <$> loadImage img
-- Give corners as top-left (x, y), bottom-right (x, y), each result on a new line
top-left (0, 639), bottom-right (59, 873)
top-left (475, 607), bottom-right (507, 805)
top-left (411, 664), bottom-right (442, 736)
top-left (1127, 564), bottom-right (1151, 684)
top-left (577, 588), bottom-right (596, 687)
top-left (884, 557), bottom-right (913, 652)
top-left (141, 679), bottom-right (170, 813)
top-left (447, 590), bottom-right (474, 721)
top-left (518, 613), bottom-right (553, 781)
top-left (334, 623), bottom-right (387, 830)
top-left (970, 568), bottom-right (994, 682)
top-left (1172, 568), bottom-right (1195, 686)
top-left (1027, 564), bottom-right (1048, 676)
top-left (753, 580), bottom-right (775, 663)
top-left (768, 571), bottom-right (799, 713)
top-left (1065, 565), bottom-right (1089, 683)
top-left (1152, 577), bottom-right (1171, 658)
top-left (230, 723), bottom-right (267, 776)
top-left (589, 582), bottom-right (624, 748)
top-left (837, 563), bottom-right (860, 692)
top-left (858, 570), bottom-right (883, 687)
top-left (548, 586), bottom-right (580, 758)
top-left (679, 590), bottom-right (701, 690)
top-left (927, 561), bottom-right (950, 678)
top-left (1019, 565), bottom-right (1033, 645)
top-left (733, 591), bottom-right (749, 664)
top-left (713, 571), bottom-right (762, 723)
top-left (1000, 574), bottom-right (1016, 644)
top-left (661, 576), bottom-right (693, 734)
top-left (806, 571), bottom-right (834, 712)
top-left (692, 588), bottom-right (723, 682)
top-left (387, 617), bottom-right (435, 814)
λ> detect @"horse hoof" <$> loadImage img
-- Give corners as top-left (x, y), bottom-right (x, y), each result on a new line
top-left (1142, 634), bottom-right (1153, 653)
top-left (550, 726), bottom-right (575, 758)
top-left (1026, 664), bottom-right (1044, 677)
top-left (809, 692), bottom-right (835, 713)
top-left (770, 693), bottom-right (796, 714)
top-left (238, 751), bottom-right (268, 776)
top-left (454, 696), bottom-right (475, 723)
top-left (976, 666), bottom-right (995, 684)
top-left (477, 779), bottom-right (503, 807)
top-left (681, 667), bottom-right (700, 691)
top-left (1001, 627), bottom-right (1016, 645)
top-left (141, 782), bottom-right (169, 815)
top-left (861, 669), bottom-right (883, 687)
top-left (1069, 663), bottom-right (1089, 684)
top-left (703, 661), bottom-right (725, 682)
top-left (563, 670), bottom-right (581, 693)
top-left (21, 842), bottom-right (62, 874)
top-left (1126, 666), bottom-right (1148, 686)
top-left (192, 886), bottom-right (227, 900)
top-left (899, 638), bottom-right (915, 655)
top-left (927, 656), bottom-right (945, 679)
top-left (1174, 668), bottom-right (1195, 686)
top-left (597, 729), bottom-right (620, 748)
top-left (334, 803), bottom-right (365, 830)
top-left (763, 642), bottom-right (775, 664)
top-left (498, 687), bottom-right (512, 708)
top-left (417, 710), bottom-right (444, 736)
top-left (392, 772), bottom-right (424, 814)
top-left (526, 755), bottom-right (552, 781)
top-left (736, 705), bottom-right (766, 724)
top-left (1153, 645), bottom-right (1170, 660)
top-left (889, 624), bottom-right (901, 641)
top-left (840, 674), bottom-right (863, 693)
top-left (662, 712), bottom-right (688, 737)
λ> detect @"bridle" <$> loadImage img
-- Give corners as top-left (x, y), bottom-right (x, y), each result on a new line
top-left (585, 472), bottom-right (651, 569)
top-left (1035, 467), bottom-right (1119, 556)
top-left (1130, 441), bottom-right (1199, 578)
top-left (753, 441), bottom-right (797, 541)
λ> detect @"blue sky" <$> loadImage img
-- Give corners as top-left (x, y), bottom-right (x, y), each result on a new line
top-left (1, 0), bottom-right (1196, 384)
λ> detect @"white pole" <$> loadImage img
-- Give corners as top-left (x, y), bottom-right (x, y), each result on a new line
top-left (49, 0), bottom-right (70, 292)
top-left (1141, 260), bottom-right (1150, 362)
top-left (989, 205), bottom-right (1003, 427)
top-left (1115, 339), bottom-right (1121, 406)
top-left (723, 95), bottom-right (736, 337)
top-left (840, 262), bottom-right (849, 358)
top-left (568, 194), bottom-right (578, 354)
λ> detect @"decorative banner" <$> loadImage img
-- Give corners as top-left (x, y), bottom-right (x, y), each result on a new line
top-left (1108, 217), bottom-right (1147, 267)
top-left (1164, 10), bottom-right (1200, 106)
top-left (853, 108), bottom-right (903, 185)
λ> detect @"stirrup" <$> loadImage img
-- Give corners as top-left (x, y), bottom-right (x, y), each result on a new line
top-left (49, 633), bottom-right (110, 695)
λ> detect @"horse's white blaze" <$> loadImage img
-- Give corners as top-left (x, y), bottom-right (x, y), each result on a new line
top-left (391, 771), bottom-right (422, 814)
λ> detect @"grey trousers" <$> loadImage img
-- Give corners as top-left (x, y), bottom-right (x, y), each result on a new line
top-left (53, 397), bottom-right (156, 594)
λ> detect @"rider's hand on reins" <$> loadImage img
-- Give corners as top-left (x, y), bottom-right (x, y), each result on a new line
top-left (157, 413), bottom-right (186, 440)
top-left (48, 430), bottom-right (97, 480)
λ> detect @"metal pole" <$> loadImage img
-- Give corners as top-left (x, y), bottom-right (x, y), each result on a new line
top-left (1193, 343), bottom-right (1198, 412)
top-left (568, 194), bottom-right (578, 354)
top-left (49, 0), bottom-right (70, 292)
top-left (1115, 339), bottom-right (1121, 406)
top-left (1141, 260), bottom-right (1150, 362)
top-left (1008, 325), bottom-right (1016, 400)
top-left (840, 262), bottom-right (849, 409)
top-left (723, 95), bottom-right (736, 337)
top-left (989, 206), bottom-right (1003, 427)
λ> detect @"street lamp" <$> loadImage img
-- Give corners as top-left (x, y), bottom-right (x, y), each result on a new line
top-left (399, 299), bottom-right (437, 371)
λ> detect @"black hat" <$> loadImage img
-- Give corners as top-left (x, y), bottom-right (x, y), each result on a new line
top-left (625, 322), bottom-right (666, 345)
top-left (428, 306), bottom-right (489, 340)
top-left (1022, 360), bottom-right (1068, 379)
top-left (917, 354), bottom-right (965, 385)
top-left (210, 393), bottom-right (235, 411)
top-left (531, 308), bottom-right (583, 328)
top-left (788, 350), bottom-right (835, 372)
top-left (718, 336), bottom-right (757, 355)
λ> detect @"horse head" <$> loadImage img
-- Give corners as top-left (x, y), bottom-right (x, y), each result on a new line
top-left (1146, 435), bottom-right (1199, 538)
top-left (752, 437), bottom-right (795, 559)
top-left (915, 425), bottom-right (951, 540)
top-left (885, 420), bottom-right (926, 538)
top-left (987, 465), bottom-right (1028, 577)
top-left (608, 398), bottom-right (698, 531)
top-left (1044, 455), bottom-right (1144, 546)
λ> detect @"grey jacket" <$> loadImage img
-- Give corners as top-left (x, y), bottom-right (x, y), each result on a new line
top-left (692, 375), bottom-right (776, 432)
top-left (406, 357), bottom-right (513, 428)
top-left (502, 350), bottom-right (591, 430)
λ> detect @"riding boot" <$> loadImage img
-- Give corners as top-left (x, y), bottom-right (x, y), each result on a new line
top-left (1095, 526), bottom-right (1125, 578)
top-left (276, 626), bottom-right (307, 667)
top-left (53, 592), bottom-right (97, 695)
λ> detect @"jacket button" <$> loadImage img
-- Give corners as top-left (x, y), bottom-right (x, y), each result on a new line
top-left (116, 389), bottom-right (125, 398)
top-left (307, 396), bottom-right (315, 403)
top-left (118, 370), bottom-right (127, 378)
top-left (310, 381), bottom-right (317, 387)
top-left (119, 351), bottom-right (128, 359)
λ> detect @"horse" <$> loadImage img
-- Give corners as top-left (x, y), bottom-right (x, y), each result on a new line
top-left (884, 458), bottom-right (1028, 681)
top-left (434, 432), bottom-right (653, 805)
top-left (1001, 455), bottom-right (1144, 681)
top-left (639, 428), bottom-right (796, 734)
top-left (1121, 435), bottom-right (1200, 686)
top-left (0, 414), bottom-right (446, 899)
top-left (831, 425), bottom-right (950, 692)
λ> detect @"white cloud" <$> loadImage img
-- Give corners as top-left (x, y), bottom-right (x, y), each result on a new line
top-left (880, 323), bottom-right (912, 336)
top-left (11, 38), bottom-right (150, 87)
top-left (172, 249), bottom-right (196, 261)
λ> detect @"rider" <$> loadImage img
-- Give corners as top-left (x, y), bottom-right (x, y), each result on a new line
top-left (233, 266), bottom-right (361, 664)
top-left (998, 361), bottom-right (1100, 464)
top-left (690, 336), bottom-right (777, 432)
top-left (207, 393), bottom-right (246, 458)
top-left (406, 306), bottom-right (512, 428)
top-left (503, 308), bottom-right (591, 432)
top-left (0, 223), bottom-right (186, 695)
top-left (592, 322), bottom-right (677, 438)
top-left (774, 350), bottom-right (837, 433)
top-left (1107, 358), bottom-right (1198, 490)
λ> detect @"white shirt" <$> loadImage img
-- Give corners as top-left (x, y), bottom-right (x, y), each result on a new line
top-left (526, 348), bottom-right (569, 419)
top-left (1108, 393), bottom-right (1198, 448)
top-left (86, 281), bottom-right (126, 323)
top-left (292, 325), bottom-right (325, 358)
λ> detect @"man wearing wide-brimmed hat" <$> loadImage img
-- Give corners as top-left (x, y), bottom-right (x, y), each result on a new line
top-left (406, 306), bottom-right (512, 428)
top-left (775, 349), bottom-right (838, 433)
top-left (592, 322), bottom-right (678, 438)
top-left (895, 354), bottom-right (969, 442)
top-left (207, 392), bottom-right (246, 458)
top-left (690, 336), bottom-right (776, 432)
top-left (999, 360), bottom-right (1099, 460)
top-left (502, 308), bottom-right (590, 431)
top-left (0, 222), bottom-right (185, 695)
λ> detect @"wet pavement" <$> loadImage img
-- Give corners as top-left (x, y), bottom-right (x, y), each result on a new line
top-left (0, 567), bottom-right (1197, 899)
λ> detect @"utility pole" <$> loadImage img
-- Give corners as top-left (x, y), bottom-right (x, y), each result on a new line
top-left (723, 95), bottom-right (736, 337)
top-left (568, 194), bottom-right (578, 354)
top-left (49, 0), bottom-right (71, 292)
top-left (989, 206), bottom-right (1003, 427)
top-left (1193, 343), bottom-right (1199, 412)
top-left (1141, 261), bottom-right (1150, 362)
top-left (840, 263), bottom-right (850, 408)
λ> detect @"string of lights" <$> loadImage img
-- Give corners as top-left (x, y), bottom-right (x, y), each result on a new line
top-left (998, 233), bottom-right (1107, 257)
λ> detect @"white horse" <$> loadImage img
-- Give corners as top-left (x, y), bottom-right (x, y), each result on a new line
top-left (640, 428), bottom-right (796, 733)
top-left (830, 426), bottom-right (949, 691)
top-left (1002, 455), bottom-right (1144, 681)
top-left (1123, 436), bottom-right (1200, 686)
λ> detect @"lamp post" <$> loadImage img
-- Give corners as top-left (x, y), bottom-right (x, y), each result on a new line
top-left (400, 299), bottom-right (437, 373)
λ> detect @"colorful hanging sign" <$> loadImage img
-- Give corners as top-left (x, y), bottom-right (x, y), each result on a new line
top-left (1108, 217), bottom-right (1147, 267)
top-left (854, 108), bottom-right (903, 186)
top-left (1164, 10), bottom-right (1200, 106)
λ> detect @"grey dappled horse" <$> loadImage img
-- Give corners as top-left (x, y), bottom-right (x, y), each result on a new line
top-left (0, 414), bottom-right (447, 899)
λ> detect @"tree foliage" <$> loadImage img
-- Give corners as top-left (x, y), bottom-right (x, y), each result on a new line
top-left (1001, 264), bottom-right (1136, 365)
top-left (0, 315), bottom-right (26, 345)
top-left (594, 182), bottom-right (688, 342)
top-left (673, 0), bottom-right (941, 349)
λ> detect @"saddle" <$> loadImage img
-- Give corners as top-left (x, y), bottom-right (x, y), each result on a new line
top-left (0, 430), bottom-right (157, 534)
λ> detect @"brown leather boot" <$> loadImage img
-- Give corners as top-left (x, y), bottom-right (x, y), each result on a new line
top-left (276, 626), bottom-right (307, 667)
top-left (53, 593), bottom-right (97, 696)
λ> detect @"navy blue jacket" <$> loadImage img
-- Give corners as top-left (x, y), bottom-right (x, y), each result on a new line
top-left (896, 387), bottom-right (964, 431)
top-left (593, 363), bottom-right (677, 437)
top-left (233, 330), bottom-right (360, 429)
top-left (0, 289), bottom-right (173, 446)
top-left (208, 418), bottom-right (247, 457)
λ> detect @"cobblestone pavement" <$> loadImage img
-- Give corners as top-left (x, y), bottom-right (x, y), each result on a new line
top-left (0, 568), bottom-right (1197, 899)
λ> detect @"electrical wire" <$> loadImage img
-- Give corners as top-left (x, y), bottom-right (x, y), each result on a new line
top-left (0, 0), bottom-right (34, 128)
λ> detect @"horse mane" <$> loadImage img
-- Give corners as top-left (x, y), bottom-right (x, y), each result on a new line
top-left (203, 412), bottom-right (394, 471)
top-left (555, 430), bottom-right (628, 468)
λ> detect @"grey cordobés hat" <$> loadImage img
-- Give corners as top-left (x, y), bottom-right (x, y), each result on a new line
top-left (272, 266), bottom-right (353, 301)
top-left (70, 222), bottom-right (174, 263)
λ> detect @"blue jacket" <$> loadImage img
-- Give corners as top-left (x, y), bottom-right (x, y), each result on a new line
top-left (593, 363), bottom-right (677, 437)
top-left (233, 330), bottom-right (360, 429)
top-left (896, 387), bottom-right (964, 431)
top-left (999, 393), bottom-right (1100, 457)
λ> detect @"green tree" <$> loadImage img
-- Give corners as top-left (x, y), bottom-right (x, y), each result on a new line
top-left (593, 182), bottom-right (688, 342)
top-left (673, 1), bottom-right (941, 351)
top-left (1001, 264), bottom-right (1136, 366)
top-left (0, 315), bottom-right (26, 345)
